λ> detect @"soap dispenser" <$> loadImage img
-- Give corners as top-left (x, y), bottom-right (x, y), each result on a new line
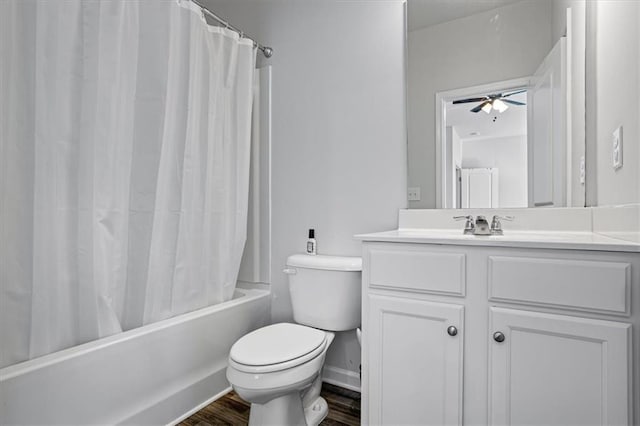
top-left (306, 229), bottom-right (317, 255)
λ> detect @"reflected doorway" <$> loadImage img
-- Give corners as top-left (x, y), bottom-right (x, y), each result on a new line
top-left (441, 81), bottom-right (529, 209)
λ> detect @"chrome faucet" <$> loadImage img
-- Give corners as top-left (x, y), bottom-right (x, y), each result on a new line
top-left (490, 215), bottom-right (514, 235)
top-left (454, 214), bottom-right (514, 235)
top-left (474, 215), bottom-right (491, 235)
top-left (453, 215), bottom-right (475, 235)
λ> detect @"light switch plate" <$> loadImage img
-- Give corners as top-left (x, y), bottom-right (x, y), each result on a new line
top-left (612, 126), bottom-right (623, 170)
top-left (408, 187), bottom-right (421, 201)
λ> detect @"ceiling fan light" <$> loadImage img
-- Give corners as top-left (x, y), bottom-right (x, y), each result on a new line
top-left (481, 102), bottom-right (492, 114)
top-left (493, 98), bottom-right (509, 113)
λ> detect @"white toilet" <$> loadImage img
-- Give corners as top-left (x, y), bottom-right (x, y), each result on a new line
top-left (226, 254), bottom-right (362, 426)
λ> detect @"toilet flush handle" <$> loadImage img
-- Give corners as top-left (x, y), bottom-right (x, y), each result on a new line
top-left (283, 267), bottom-right (297, 275)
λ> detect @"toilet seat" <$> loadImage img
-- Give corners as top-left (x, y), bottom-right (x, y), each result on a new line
top-left (229, 323), bottom-right (327, 374)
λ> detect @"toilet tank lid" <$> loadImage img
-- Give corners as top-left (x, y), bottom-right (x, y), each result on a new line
top-left (286, 254), bottom-right (362, 271)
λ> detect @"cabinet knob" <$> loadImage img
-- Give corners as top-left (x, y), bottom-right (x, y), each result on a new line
top-left (447, 326), bottom-right (458, 337)
top-left (493, 331), bottom-right (505, 343)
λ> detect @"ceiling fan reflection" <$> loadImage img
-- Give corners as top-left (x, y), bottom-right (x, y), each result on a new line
top-left (452, 89), bottom-right (527, 114)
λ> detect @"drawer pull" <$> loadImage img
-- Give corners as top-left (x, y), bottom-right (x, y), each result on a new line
top-left (493, 331), bottom-right (505, 343)
top-left (447, 326), bottom-right (458, 337)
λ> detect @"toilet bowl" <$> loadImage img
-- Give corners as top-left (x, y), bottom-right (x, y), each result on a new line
top-left (227, 323), bottom-right (335, 425)
top-left (226, 254), bottom-right (362, 426)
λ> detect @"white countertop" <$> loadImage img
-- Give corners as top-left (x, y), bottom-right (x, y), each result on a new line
top-left (355, 229), bottom-right (640, 252)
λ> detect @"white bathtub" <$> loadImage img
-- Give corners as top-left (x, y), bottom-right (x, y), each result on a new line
top-left (0, 287), bottom-right (270, 425)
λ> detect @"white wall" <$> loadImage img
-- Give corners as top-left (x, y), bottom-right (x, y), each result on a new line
top-left (591, 0), bottom-right (640, 206)
top-left (407, 0), bottom-right (553, 208)
top-left (460, 135), bottom-right (528, 208)
top-left (203, 0), bottom-right (407, 381)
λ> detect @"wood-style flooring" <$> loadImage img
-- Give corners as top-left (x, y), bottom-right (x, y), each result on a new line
top-left (179, 383), bottom-right (360, 426)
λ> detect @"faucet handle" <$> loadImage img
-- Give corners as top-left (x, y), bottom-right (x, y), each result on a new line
top-left (491, 215), bottom-right (515, 235)
top-left (453, 215), bottom-right (475, 235)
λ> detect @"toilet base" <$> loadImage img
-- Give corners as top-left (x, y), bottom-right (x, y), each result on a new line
top-left (246, 392), bottom-right (328, 426)
top-left (248, 393), bottom-right (306, 426)
top-left (301, 367), bottom-right (328, 425)
top-left (304, 396), bottom-right (328, 426)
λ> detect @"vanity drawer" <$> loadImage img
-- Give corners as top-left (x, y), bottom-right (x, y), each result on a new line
top-left (488, 256), bottom-right (631, 315)
top-left (369, 247), bottom-right (466, 296)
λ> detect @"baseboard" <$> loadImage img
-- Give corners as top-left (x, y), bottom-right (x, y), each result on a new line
top-left (322, 365), bottom-right (361, 393)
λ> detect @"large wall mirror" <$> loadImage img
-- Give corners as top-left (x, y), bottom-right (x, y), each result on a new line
top-left (407, 0), bottom-right (639, 210)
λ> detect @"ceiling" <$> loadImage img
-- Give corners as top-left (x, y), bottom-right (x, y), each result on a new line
top-left (446, 91), bottom-right (527, 141)
top-left (407, 0), bottom-right (525, 32)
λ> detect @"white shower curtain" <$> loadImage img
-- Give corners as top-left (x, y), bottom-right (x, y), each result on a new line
top-left (0, 0), bottom-right (256, 368)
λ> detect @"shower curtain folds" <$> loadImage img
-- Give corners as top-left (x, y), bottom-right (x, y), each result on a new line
top-left (0, 0), bottom-right (257, 368)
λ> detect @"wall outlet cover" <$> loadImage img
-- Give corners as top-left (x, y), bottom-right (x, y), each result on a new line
top-left (408, 187), bottom-right (421, 201)
top-left (579, 156), bottom-right (586, 184)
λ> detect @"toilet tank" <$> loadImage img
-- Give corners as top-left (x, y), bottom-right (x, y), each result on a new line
top-left (285, 254), bottom-right (362, 331)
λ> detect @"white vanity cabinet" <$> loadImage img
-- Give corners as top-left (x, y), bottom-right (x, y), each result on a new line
top-left (489, 307), bottom-right (631, 426)
top-left (360, 240), bottom-right (639, 426)
top-left (367, 295), bottom-right (463, 426)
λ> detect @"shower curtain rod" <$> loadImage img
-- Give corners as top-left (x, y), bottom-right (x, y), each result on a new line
top-left (191, 0), bottom-right (273, 58)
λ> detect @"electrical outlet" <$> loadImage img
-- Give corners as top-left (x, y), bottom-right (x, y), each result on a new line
top-left (408, 187), bottom-right (421, 201)
top-left (579, 156), bottom-right (585, 184)
top-left (612, 126), bottom-right (623, 170)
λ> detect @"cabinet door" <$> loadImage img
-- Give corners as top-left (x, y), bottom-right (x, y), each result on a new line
top-left (489, 307), bottom-right (631, 426)
top-left (368, 294), bottom-right (463, 425)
